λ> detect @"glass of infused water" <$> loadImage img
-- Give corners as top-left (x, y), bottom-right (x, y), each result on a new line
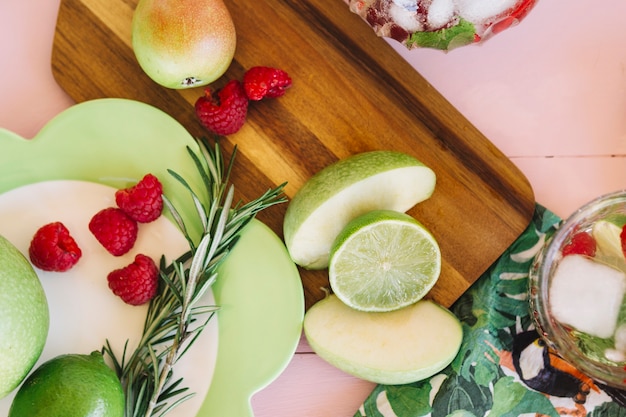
top-left (529, 190), bottom-right (626, 388)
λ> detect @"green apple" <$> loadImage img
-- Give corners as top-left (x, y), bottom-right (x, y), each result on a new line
top-left (0, 234), bottom-right (49, 399)
top-left (304, 295), bottom-right (462, 385)
top-left (9, 351), bottom-right (124, 417)
top-left (283, 150), bottom-right (436, 269)
top-left (132, 0), bottom-right (237, 89)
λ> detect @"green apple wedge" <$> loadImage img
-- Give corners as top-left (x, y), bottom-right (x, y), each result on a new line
top-left (303, 295), bottom-right (462, 385)
top-left (283, 150), bottom-right (436, 269)
top-left (0, 235), bottom-right (49, 399)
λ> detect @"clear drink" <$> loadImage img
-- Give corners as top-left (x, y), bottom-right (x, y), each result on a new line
top-left (530, 190), bottom-right (626, 388)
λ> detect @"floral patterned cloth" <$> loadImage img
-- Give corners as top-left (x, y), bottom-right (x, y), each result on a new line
top-left (355, 204), bottom-right (626, 417)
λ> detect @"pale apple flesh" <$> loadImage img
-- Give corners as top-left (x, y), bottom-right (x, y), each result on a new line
top-left (304, 295), bottom-right (462, 385)
top-left (132, 0), bottom-right (237, 89)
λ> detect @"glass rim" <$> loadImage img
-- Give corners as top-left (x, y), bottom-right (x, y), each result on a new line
top-left (531, 189), bottom-right (626, 388)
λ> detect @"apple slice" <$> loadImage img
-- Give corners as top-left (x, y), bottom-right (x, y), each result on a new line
top-left (283, 151), bottom-right (436, 269)
top-left (303, 295), bottom-right (462, 385)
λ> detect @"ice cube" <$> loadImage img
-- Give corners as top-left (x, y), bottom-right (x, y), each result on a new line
top-left (456, 0), bottom-right (518, 24)
top-left (604, 348), bottom-right (626, 363)
top-left (427, 0), bottom-right (455, 28)
top-left (389, 3), bottom-right (423, 32)
top-left (392, 0), bottom-right (418, 11)
top-left (550, 255), bottom-right (626, 339)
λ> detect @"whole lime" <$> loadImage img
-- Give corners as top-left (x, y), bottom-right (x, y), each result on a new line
top-left (8, 351), bottom-right (125, 417)
top-left (0, 234), bottom-right (49, 399)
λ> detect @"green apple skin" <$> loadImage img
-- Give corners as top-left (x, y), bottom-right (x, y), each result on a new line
top-left (0, 235), bottom-right (49, 399)
top-left (283, 150), bottom-right (436, 269)
top-left (132, 0), bottom-right (237, 89)
top-left (304, 295), bottom-right (462, 385)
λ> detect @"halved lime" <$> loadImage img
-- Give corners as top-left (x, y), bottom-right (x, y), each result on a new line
top-left (328, 210), bottom-right (441, 312)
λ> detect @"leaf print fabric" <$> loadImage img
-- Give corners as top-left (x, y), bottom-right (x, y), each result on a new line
top-left (355, 205), bottom-right (626, 417)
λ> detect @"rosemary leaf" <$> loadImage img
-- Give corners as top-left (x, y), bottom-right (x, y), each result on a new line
top-left (104, 137), bottom-right (286, 417)
top-left (161, 196), bottom-right (191, 249)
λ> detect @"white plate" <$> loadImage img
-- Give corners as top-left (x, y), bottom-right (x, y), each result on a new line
top-left (0, 180), bottom-right (218, 416)
top-left (0, 98), bottom-right (304, 417)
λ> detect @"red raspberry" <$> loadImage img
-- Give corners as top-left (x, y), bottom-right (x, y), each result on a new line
top-left (195, 79), bottom-right (249, 135)
top-left (620, 224), bottom-right (626, 258)
top-left (107, 254), bottom-right (159, 305)
top-left (242, 66), bottom-right (292, 101)
top-left (562, 231), bottom-right (596, 257)
top-left (89, 207), bottom-right (138, 256)
top-left (115, 174), bottom-right (163, 223)
top-left (28, 222), bottom-right (82, 272)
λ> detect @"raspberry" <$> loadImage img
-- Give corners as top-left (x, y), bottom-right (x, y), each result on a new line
top-left (562, 231), bottom-right (596, 257)
top-left (195, 79), bottom-right (249, 135)
top-left (620, 225), bottom-right (626, 258)
top-left (107, 254), bottom-right (159, 305)
top-left (115, 173), bottom-right (163, 223)
top-left (28, 222), bottom-right (82, 272)
top-left (89, 207), bottom-right (138, 256)
top-left (242, 66), bottom-right (292, 101)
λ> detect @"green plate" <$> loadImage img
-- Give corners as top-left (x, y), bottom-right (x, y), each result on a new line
top-left (0, 98), bottom-right (304, 416)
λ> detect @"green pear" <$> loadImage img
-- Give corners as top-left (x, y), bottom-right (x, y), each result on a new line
top-left (132, 0), bottom-right (237, 89)
top-left (0, 234), bottom-right (49, 399)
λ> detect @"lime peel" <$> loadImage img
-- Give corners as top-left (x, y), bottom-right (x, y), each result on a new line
top-left (8, 351), bottom-right (124, 417)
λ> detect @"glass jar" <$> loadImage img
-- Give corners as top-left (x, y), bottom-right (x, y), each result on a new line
top-left (529, 190), bottom-right (626, 389)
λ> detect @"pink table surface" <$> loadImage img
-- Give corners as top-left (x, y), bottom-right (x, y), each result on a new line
top-left (2, 1), bottom-right (626, 416)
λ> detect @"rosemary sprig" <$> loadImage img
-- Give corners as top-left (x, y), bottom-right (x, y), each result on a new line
top-left (104, 137), bottom-right (287, 417)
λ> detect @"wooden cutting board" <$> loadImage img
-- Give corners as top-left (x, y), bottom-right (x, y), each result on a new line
top-left (50, 0), bottom-right (535, 310)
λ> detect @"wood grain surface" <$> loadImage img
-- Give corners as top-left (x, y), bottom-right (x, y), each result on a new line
top-left (50, 0), bottom-right (536, 310)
